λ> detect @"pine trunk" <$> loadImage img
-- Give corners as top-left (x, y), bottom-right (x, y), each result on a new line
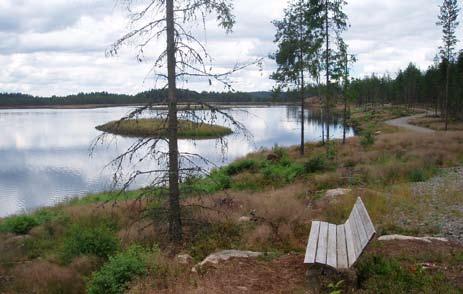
top-left (325, 0), bottom-right (330, 142)
top-left (445, 64), bottom-right (450, 131)
top-left (166, 0), bottom-right (183, 243)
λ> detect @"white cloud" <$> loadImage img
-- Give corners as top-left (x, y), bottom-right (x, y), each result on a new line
top-left (0, 0), bottom-right (460, 96)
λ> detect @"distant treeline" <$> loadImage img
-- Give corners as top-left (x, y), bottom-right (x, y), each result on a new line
top-left (0, 89), bottom-right (290, 107)
top-left (347, 55), bottom-right (463, 119)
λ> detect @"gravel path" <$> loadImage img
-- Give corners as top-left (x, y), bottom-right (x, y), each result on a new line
top-left (412, 167), bottom-right (463, 244)
top-left (385, 113), bottom-right (435, 133)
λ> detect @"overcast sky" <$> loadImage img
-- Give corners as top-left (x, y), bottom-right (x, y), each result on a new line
top-left (0, 0), bottom-right (459, 96)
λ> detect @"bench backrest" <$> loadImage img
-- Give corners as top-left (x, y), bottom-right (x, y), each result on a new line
top-left (304, 197), bottom-right (376, 269)
top-left (344, 197), bottom-right (376, 266)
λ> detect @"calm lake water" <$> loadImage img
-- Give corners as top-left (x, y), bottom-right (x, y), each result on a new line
top-left (0, 105), bottom-right (353, 217)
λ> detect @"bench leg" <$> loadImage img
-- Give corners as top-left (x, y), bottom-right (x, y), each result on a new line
top-left (306, 265), bottom-right (358, 293)
top-left (306, 264), bottom-right (324, 292)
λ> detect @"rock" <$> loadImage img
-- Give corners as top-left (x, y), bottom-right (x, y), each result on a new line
top-left (176, 254), bottom-right (193, 265)
top-left (238, 216), bottom-right (252, 222)
top-left (378, 234), bottom-right (448, 243)
top-left (325, 188), bottom-right (352, 199)
top-left (192, 250), bottom-right (262, 272)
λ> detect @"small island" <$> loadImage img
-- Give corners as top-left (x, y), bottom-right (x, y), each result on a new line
top-left (96, 118), bottom-right (233, 139)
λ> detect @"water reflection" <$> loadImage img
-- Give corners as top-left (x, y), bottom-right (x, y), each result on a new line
top-left (0, 106), bottom-right (354, 217)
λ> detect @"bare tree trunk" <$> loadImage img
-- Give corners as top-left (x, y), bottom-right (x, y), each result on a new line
top-left (343, 94), bottom-right (347, 144)
top-left (445, 65), bottom-right (450, 131)
top-left (166, 0), bottom-right (182, 243)
top-left (300, 75), bottom-right (305, 156)
top-left (299, 19), bottom-right (305, 156)
top-left (325, 0), bottom-right (330, 142)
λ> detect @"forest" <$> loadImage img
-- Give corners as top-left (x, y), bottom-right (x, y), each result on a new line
top-left (0, 90), bottom-right (281, 106)
top-left (348, 56), bottom-right (463, 120)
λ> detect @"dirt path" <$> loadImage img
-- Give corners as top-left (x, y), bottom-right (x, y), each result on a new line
top-left (385, 113), bottom-right (435, 133)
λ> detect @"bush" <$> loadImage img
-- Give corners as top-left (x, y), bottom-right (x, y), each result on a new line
top-left (62, 224), bottom-right (118, 263)
top-left (360, 129), bottom-right (376, 148)
top-left (261, 162), bottom-right (305, 185)
top-left (87, 246), bottom-right (149, 294)
top-left (0, 215), bottom-right (39, 234)
top-left (357, 255), bottom-right (453, 293)
top-left (304, 154), bottom-right (327, 173)
top-left (224, 159), bottom-right (259, 176)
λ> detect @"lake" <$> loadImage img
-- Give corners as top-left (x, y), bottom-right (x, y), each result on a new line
top-left (0, 105), bottom-right (354, 217)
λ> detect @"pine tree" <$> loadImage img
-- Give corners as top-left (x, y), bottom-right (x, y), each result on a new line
top-left (320, 0), bottom-right (348, 142)
top-left (437, 0), bottom-right (460, 130)
top-left (271, 0), bottom-right (324, 155)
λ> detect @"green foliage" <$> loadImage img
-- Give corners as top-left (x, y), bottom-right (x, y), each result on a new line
top-left (62, 224), bottom-right (119, 263)
top-left (327, 280), bottom-right (344, 294)
top-left (87, 246), bottom-right (149, 294)
top-left (357, 255), bottom-right (454, 293)
top-left (260, 161), bottom-right (305, 185)
top-left (360, 128), bottom-right (376, 148)
top-left (0, 215), bottom-right (38, 234)
top-left (408, 169), bottom-right (430, 182)
top-left (304, 154), bottom-right (328, 173)
top-left (0, 208), bottom-right (67, 235)
top-left (225, 159), bottom-right (259, 176)
top-left (325, 141), bottom-right (338, 160)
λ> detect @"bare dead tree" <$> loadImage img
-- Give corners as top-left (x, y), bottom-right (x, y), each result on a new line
top-left (97, 0), bottom-right (260, 243)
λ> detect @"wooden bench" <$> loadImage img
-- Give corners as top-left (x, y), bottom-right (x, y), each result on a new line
top-left (304, 197), bottom-right (376, 269)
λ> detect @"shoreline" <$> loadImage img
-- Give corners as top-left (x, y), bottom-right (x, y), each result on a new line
top-left (0, 101), bottom-right (295, 110)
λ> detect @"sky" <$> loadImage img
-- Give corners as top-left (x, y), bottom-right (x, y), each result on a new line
top-left (0, 0), bottom-right (459, 96)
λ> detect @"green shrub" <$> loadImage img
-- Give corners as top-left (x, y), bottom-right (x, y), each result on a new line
top-left (357, 255), bottom-right (454, 293)
top-left (360, 128), bottom-right (376, 148)
top-left (408, 167), bottom-right (436, 183)
top-left (261, 162), bottom-right (305, 185)
top-left (87, 246), bottom-right (149, 294)
top-left (325, 141), bottom-right (337, 160)
top-left (272, 145), bottom-right (287, 161)
top-left (304, 155), bottom-right (327, 173)
top-left (62, 224), bottom-right (118, 263)
top-left (0, 215), bottom-right (39, 234)
top-left (408, 169), bottom-right (427, 182)
top-left (224, 159), bottom-right (259, 176)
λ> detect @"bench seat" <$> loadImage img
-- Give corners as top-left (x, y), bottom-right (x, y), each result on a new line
top-left (304, 197), bottom-right (376, 269)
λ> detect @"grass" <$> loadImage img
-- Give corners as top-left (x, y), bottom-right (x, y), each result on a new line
top-left (409, 116), bottom-right (463, 131)
top-left (96, 118), bottom-right (233, 139)
top-left (1, 105), bottom-right (462, 293)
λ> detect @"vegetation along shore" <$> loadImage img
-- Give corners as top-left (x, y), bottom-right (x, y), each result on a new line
top-left (1, 106), bottom-right (462, 293)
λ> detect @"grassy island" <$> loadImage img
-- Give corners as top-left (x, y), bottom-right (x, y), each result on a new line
top-left (96, 118), bottom-right (233, 139)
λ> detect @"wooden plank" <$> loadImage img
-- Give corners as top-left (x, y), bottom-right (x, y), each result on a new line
top-left (344, 219), bottom-right (357, 267)
top-left (356, 198), bottom-right (376, 240)
top-left (336, 224), bottom-right (348, 269)
top-left (315, 222), bottom-right (328, 265)
top-left (327, 224), bottom-right (337, 268)
top-left (353, 207), bottom-right (368, 249)
top-left (348, 210), bottom-right (362, 258)
top-left (304, 221), bottom-right (321, 264)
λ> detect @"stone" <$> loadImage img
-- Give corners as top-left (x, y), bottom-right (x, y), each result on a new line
top-left (192, 250), bottom-right (262, 272)
top-left (378, 234), bottom-right (448, 243)
top-left (176, 254), bottom-right (193, 265)
top-left (238, 216), bottom-right (252, 222)
top-left (325, 188), bottom-right (352, 199)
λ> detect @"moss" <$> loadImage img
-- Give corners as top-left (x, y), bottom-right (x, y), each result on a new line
top-left (96, 119), bottom-right (232, 139)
